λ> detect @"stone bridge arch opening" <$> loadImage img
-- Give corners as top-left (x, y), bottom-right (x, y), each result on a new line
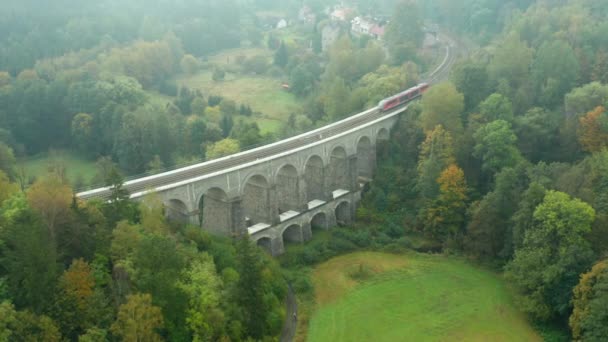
top-left (335, 201), bottom-right (351, 226)
top-left (376, 128), bottom-right (390, 159)
top-left (243, 174), bottom-right (272, 226)
top-left (329, 146), bottom-right (349, 192)
top-left (304, 155), bottom-right (325, 203)
top-left (310, 212), bottom-right (328, 231)
top-left (166, 199), bottom-right (189, 224)
top-left (200, 187), bottom-right (231, 235)
top-left (282, 224), bottom-right (302, 245)
top-left (356, 136), bottom-right (373, 181)
top-left (276, 164), bottom-right (299, 214)
top-left (256, 237), bottom-right (272, 254)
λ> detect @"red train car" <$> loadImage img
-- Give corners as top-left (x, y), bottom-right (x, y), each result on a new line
top-left (378, 83), bottom-right (430, 112)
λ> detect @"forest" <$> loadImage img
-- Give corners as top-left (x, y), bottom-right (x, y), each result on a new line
top-left (1, 0), bottom-right (608, 341)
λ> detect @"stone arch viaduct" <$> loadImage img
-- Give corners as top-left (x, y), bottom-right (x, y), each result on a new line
top-left (77, 33), bottom-right (455, 255)
top-left (77, 106), bottom-right (401, 255)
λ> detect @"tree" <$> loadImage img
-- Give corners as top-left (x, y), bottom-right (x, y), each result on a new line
top-left (532, 40), bottom-right (580, 107)
top-left (71, 113), bottom-right (95, 156)
top-left (139, 193), bottom-right (169, 235)
top-left (422, 164), bottom-right (467, 245)
top-left (212, 68), bottom-right (225, 81)
top-left (416, 125), bottom-right (455, 200)
top-left (473, 120), bottom-right (522, 176)
top-left (110, 293), bottom-right (164, 342)
top-left (579, 106), bottom-right (608, 153)
top-left (206, 138), bottom-right (240, 159)
top-left (10, 310), bottom-right (62, 342)
top-left (505, 191), bottom-right (595, 321)
top-left (26, 174), bottom-right (72, 240)
top-left (178, 254), bottom-right (224, 341)
top-left (230, 121), bottom-right (262, 148)
top-left (180, 54), bottom-right (199, 75)
top-left (236, 237), bottom-right (267, 339)
top-left (478, 93), bottom-right (514, 123)
top-left (450, 61), bottom-right (491, 112)
top-left (110, 221), bottom-right (142, 262)
top-left (0, 142), bottom-right (16, 180)
top-left (465, 165), bottom-right (529, 261)
top-left (273, 41), bottom-right (288, 68)
top-left (53, 259), bottom-right (96, 339)
top-left (385, 1), bottom-right (423, 63)
top-left (323, 77), bottom-right (351, 120)
top-left (565, 82), bottom-right (608, 116)
top-left (570, 260), bottom-right (608, 341)
top-left (0, 171), bottom-right (18, 205)
top-left (289, 66), bottom-right (315, 96)
top-left (514, 107), bottom-right (560, 162)
top-left (488, 34), bottom-right (533, 92)
top-left (420, 82), bottom-right (465, 137)
top-left (1, 202), bottom-right (60, 313)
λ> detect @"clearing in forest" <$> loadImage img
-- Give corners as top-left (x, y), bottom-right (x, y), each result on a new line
top-left (307, 251), bottom-right (541, 342)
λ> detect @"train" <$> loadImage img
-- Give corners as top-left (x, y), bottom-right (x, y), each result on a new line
top-left (378, 83), bottom-right (430, 112)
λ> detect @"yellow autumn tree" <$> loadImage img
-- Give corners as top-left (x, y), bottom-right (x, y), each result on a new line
top-left (423, 164), bottom-right (467, 243)
top-left (26, 174), bottom-right (72, 240)
top-left (111, 293), bottom-right (164, 342)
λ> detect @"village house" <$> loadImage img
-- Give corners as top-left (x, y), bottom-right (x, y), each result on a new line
top-left (351, 16), bottom-right (386, 40)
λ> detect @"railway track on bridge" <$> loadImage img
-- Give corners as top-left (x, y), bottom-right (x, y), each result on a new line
top-left (77, 33), bottom-right (458, 202)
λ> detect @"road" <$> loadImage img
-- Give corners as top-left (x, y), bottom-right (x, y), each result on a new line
top-left (280, 284), bottom-right (298, 342)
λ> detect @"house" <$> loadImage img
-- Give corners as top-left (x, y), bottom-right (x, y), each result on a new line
top-left (351, 16), bottom-right (386, 40)
top-left (276, 19), bottom-right (288, 29)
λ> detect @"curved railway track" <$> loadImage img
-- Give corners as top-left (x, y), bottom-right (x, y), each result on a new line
top-left (78, 33), bottom-right (457, 202)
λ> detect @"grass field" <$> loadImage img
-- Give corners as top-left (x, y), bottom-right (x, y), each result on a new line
top-left (307, 252), bottom-right (541, 342)
top-left (177, 70), bottom-right (301, 123)
top-left (23, 150), bottom-right (96, 186)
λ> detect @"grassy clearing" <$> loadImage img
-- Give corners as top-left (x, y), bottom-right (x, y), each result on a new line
top-left (177, 70), bottom-right (301, 121)
top-left (22, 150), bottom-right (97, 186)
top-left (307, 251), bottom-right (541, 342)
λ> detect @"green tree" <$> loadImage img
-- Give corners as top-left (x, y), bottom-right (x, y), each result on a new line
top-left (532, 40), bottom-right (580, 107)
top-left (180, 54), bottom-right (199, 75)
top-left (1, 201), bottom-right (59, 313)
top-left (478, 93), bottom-right (514, 123)
top-left (565, 82), bottom-right (608, 116)
top-left (514, 107), bottom-right (560, 162)
top-left (473, 120), bottom-right (522, 176)
top-left (385, 1), bottom-right (423, 63)
top-left (178, 254), bottom-right (224, 341)
top-left (71, 113), bottom-right (95, 156)
top-left (274, 41), bottom-right (289, 68)
top-left (110, 293), bottom-right (164, 342)
top-left (451, 61), bottom-right (491, 112)
top-left (0, 142), bottom-right (16, 180)
top-left (236, 237), bottom-right (267, 339)
top-left (206, 138), bottom-right (240, 159)
top-left (505, 191), bottom-right (595, 321)
top-left (420, 82), bottom-right (465, 137)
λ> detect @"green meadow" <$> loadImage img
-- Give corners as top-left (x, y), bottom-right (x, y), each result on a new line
top-left (307, 252), bottom-right (541, 342)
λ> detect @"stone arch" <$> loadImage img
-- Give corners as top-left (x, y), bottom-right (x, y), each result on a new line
top-left (256, 237), bottom-right (272, 254)
top-left (376, 128), bottom-right (390, 159)
top-left (282, 224), bottom-right (302, 244)
top-left (329, 146), bottom-right (349, 191)
top-left (310, 212), bottom-right (328, 231)
top-left (166, 199), bottom-right (189, 224)
top-left (304, 155), bottom-right (325, 202)
top-left (335, 201), bottom-right (351, 226)
top-left (275, 164), bottom-right (300, 213)
top-left (356, 136), bottom-right (373, 180)
top-left (200, 187), bottom-right (232, 235)
top-left (376, 128), bottom-right (390, 141)
top-left (243, 174), bottom-right (272, 225)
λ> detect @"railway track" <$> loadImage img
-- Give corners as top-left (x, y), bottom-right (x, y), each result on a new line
top-left (77, 33), bottom-right (457, 202)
